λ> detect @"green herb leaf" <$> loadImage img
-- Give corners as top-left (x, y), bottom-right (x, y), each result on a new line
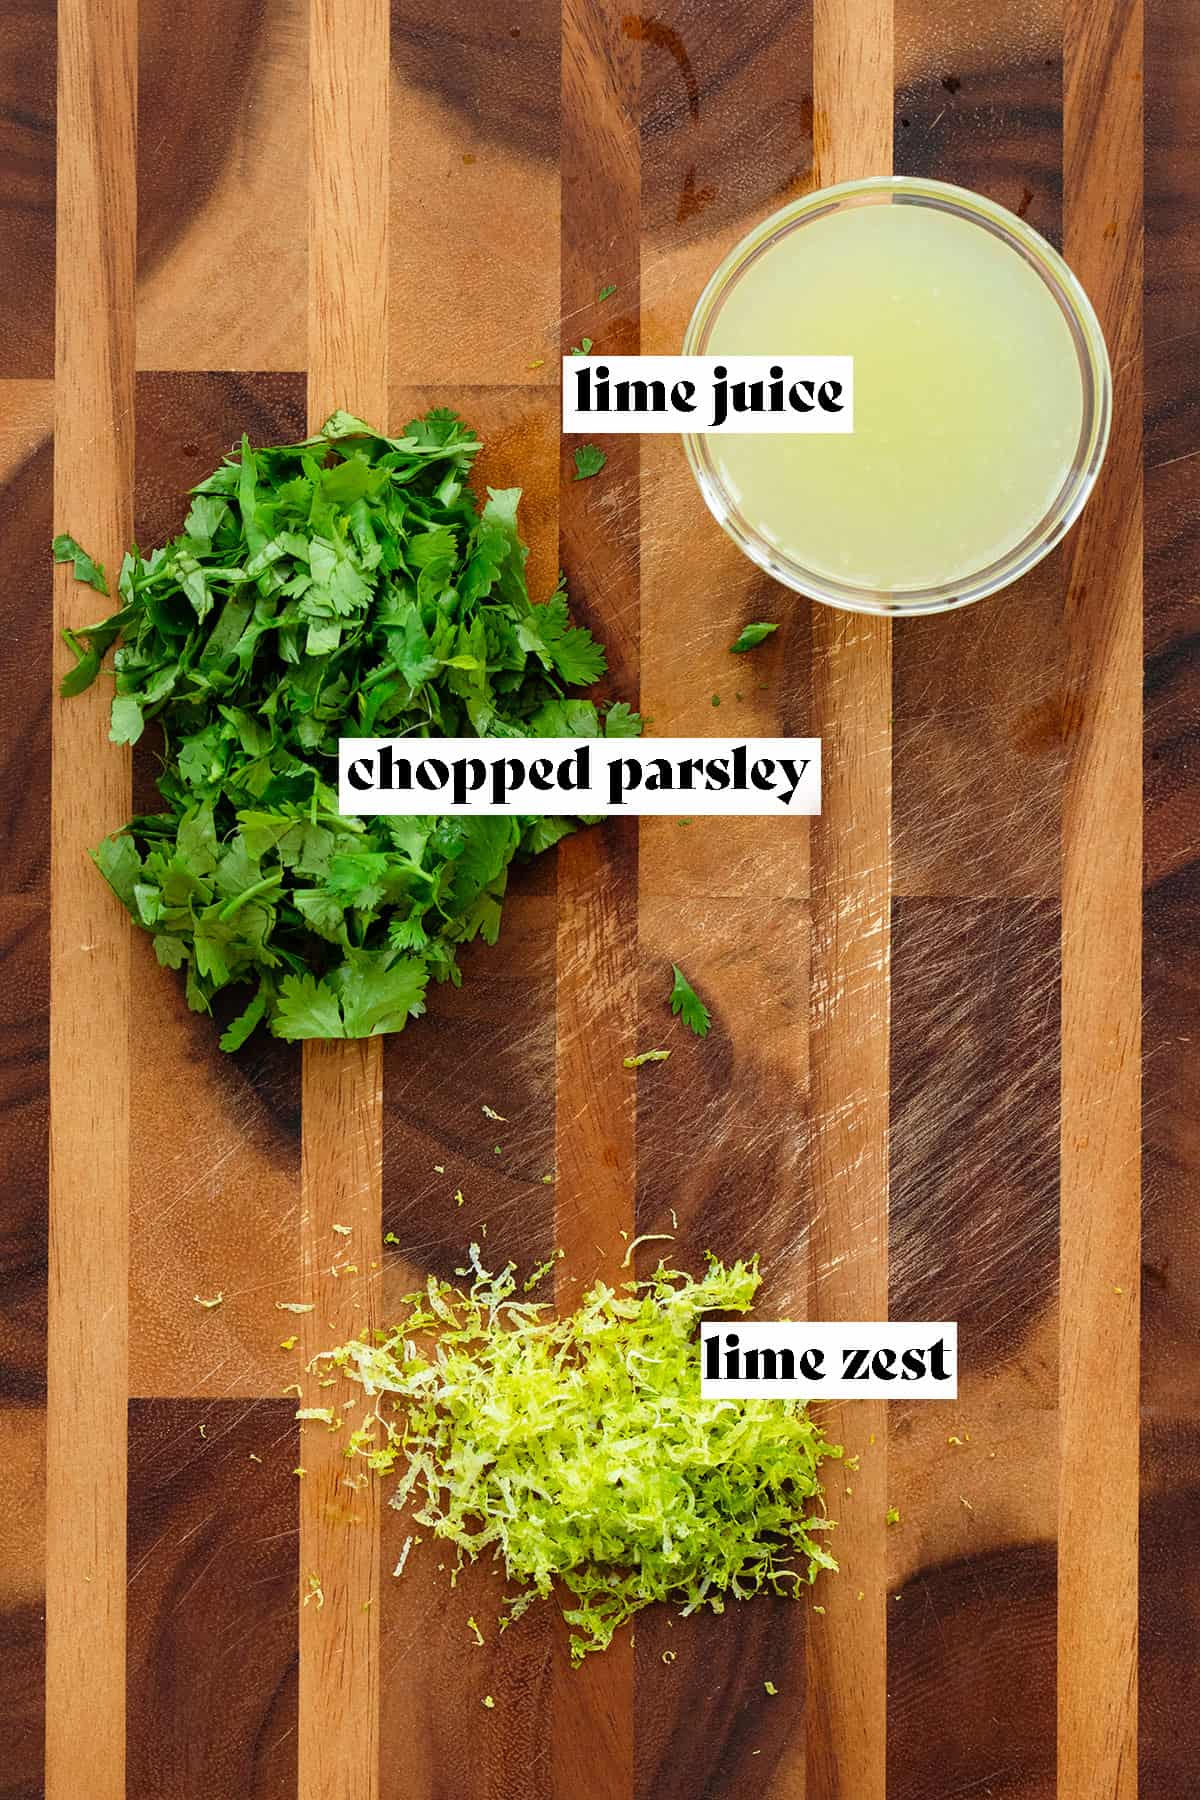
top-left (730, 621), bottom-right (779, 654)
top-left (598, 284), bottom-right (617, 303)
top-left (669, 963), bottom-right (711, 1038)
top-left (58, 411), bottom-right (637, 1050)
top-left (53, 532), bottom-right (109, 595)
top-left (623, 1049), bottom-right (671, 1068)
top-left (569, 337), bottom-right (594, 356)
top-left (573, 444), bottom-right (606, 481)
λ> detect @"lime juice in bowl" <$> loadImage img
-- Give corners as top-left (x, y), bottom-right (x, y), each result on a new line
top-left (682, 177), bottom-right (1111, 617)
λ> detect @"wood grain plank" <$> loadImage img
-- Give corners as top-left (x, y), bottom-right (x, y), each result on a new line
top-left (373, 12), bottom-right (565, 1788)
top-left (892, 17), bottom-right (1066, 905)
top-left (1059, 2), bottom-right (1143, 1795)
top-left (635, 6), bottom-right (815, 1794)
top-left (0, 0), bottom-right (55, 378)
top-left (0, 399), bottom-right (53, 1409)
top-left (1144, 56), bottom-right (1200, 1800)
top-left (129, 373), bottom-right (305, 1401)
top-left (137, 0), bottom-right (308, 371)
top-left (301, 2), bottom-right (389, 1797)
top-left (553, 5), bottom-right (640, 1792)
top-left (1143, 12), bottom-right (1200, 1783)
top-left (390, 0), bottom-right (560, 384)
top-left (806, 8), bottom-right (891, 1800)
top-left (47, 5), bottom-right (136, 1799)
top-left (0, 1405), bottom-right (46, 1799)
top-left (127, 1400), bottom-right (299, 1800)
top-left (885, 7), bottom-right (1073, 1798)
top-left (887, 898), bottom-right (1059, 1798)
top-left (372, 419), bottom-right (559, 1793)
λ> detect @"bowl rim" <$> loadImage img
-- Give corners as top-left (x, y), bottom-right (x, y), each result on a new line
top-left (680, 174), bottom-right (1113, 618)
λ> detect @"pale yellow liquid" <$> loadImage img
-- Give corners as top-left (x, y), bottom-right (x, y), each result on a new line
top-left (705, 202), bottom-right (1084, 592)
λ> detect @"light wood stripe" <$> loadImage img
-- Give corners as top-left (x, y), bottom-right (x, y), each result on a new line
top-left (1059, 1), bottom-right (1143, 1793)
top-left (46, 1), bottom-right (136, 1797)
top-left (806, 6), bottom-right (893, 1799)
top-left (299, 1), bottom-right (389, 1795)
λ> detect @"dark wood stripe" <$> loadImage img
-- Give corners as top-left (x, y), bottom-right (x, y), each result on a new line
top-left (136, 0), bottom-right (307, 370)
top-left (553, 5), bottom-right (640, 1784)
top-left (377, 4), bottom-right (562, 1765)
top-left (887, 897), bottom-right (1059, 1797)
top-left (0, 422), bottom-right (52, 1408)
top-left (375, 410), bottom-right (560, 1800)
top-left (887, 9), bottom-right (1068, 1798)
top-left (0, 1405), bottom-right (45, 1799)
top-left (127, 1399), bottom-right (298, 1800)
top-left (635, 5), bottom-right (816, 1794)
top-left (1143, 0), bottom-right (1196, 1791)
top-left (0, 0), bottom-right (55, 378)
top-left (129, 373), bottom-right (304, 1402)
top-left (890, 897), bottom-right (1061, 1366)
top-left (892, 30), bottom-right (1066, 904)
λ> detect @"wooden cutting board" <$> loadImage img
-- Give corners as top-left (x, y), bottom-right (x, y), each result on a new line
top-left (0, 0), bottom-right (1191, 1795)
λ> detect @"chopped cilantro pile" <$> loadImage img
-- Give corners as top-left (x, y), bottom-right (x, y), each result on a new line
top-left (60, 411), bottom-right (638, 1048)
top-left (329, 1253), bottom-right (841, 1661)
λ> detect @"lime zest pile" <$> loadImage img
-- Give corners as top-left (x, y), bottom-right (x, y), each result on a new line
top-left (324, 1253), bottom-right (841, 1662)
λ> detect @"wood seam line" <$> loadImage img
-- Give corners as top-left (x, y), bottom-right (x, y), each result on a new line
top-left (299, 2), bottom-right (389, 1798)
top-left (47, 3), bottom-right (137, 1798)
top-left (1059, 1), bottom-right (1143, 1795)
top-left (806, 5), bottom-right (893, 1800)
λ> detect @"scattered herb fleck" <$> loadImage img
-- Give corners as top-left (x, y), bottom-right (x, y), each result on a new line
top-left (193, 1291), bottom-right (224, 1309)
top-left (764, 1681), bottom-right (779, 1696)
top-left (598, 284), bottom-right (617, 303)
top-left (573, 444), bottom-right (607, 481)
top-left (730, 622), bottom-right (779, 654)
top-left (669, 964), bottom-right (711, 1038)
top-left (886, 1507), bottom-right (901, 1526)
top-left (623, 1049), bottom-right (671, 1069)
top-left (569, 337), bottom-right (594, 355)
top-left (53, 532), bottom-right (109, 596)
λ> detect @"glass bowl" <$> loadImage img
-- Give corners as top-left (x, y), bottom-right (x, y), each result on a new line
top-left (681, 175), bottom-right (1112, 617)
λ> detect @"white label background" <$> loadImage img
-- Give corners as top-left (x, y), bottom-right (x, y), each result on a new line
top-left (699, 1322), bottom-right (959, 1400)
top-left (339, 737), bottom-right (822, 817)
top-left (562, 355), bottom-right (854, 434)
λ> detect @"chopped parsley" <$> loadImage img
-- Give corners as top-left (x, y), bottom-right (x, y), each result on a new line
top-left (598, 284), bottom-right (617, 303)
top-left (730, 622), bottom-right (779, 654)
top-left (54, 532), bottom-right (109, 596)
top-left (58, 412), bottom-right (638, 1049)
top-left (669, 963), bottom-right (711, 1038)
top-left (569, 337), bottom-right (594, 356)
top-left (573, 444), bottom-right (606, 481)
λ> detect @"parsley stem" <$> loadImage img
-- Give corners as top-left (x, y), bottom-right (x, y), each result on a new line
top-left (218, 872), bottom-right (284, 919)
